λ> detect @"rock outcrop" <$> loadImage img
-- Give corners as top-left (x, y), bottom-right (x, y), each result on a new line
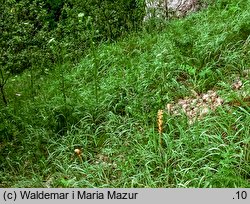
top-left (144, 0), bottom-right (200, 20)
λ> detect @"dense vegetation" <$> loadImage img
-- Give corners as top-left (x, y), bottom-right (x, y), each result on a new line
top-left (0, 0), bottom-right (249, 187)
top-left (1, 0), bottom-right (144, 74)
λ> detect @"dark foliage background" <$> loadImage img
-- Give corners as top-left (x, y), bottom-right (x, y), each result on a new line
top-left (0, 0), bottom-right (145, 74)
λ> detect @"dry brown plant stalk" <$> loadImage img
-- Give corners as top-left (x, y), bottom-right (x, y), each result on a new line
top-left (157, 109), bottom-right (163, 146)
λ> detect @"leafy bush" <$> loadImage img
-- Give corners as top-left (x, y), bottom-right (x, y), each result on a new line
top-left (1, 0), bottom-right (145, 74)
top-left (0, 0), bottom-right (51, 74)
top-left (0, 0), bottom-right (145, 106)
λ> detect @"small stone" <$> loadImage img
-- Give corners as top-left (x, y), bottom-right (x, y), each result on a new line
top-left (166, 103), bottom-right (172, 113)
top-left (182, 103), bottom-right (189, 111)
top-left (178, 99), bottom-right (187, 106)
top-left (214, 97), bottom-right (224, 107)
top-left (232, 78), bottom-right (243, 90)
top-left (200, 107), bottom-right (209, 116)
top-left (202, 94), bottom-right (209, 102)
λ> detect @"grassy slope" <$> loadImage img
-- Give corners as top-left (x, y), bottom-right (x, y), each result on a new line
top-left (0, 0), bottom-right (250, 187)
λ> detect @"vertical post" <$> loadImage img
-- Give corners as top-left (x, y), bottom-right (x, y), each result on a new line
top-left (165, 0), bottom-right (169, 19)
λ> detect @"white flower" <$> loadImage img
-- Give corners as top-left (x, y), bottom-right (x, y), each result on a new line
top-left (78, 13), bottom-right (84, 18)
